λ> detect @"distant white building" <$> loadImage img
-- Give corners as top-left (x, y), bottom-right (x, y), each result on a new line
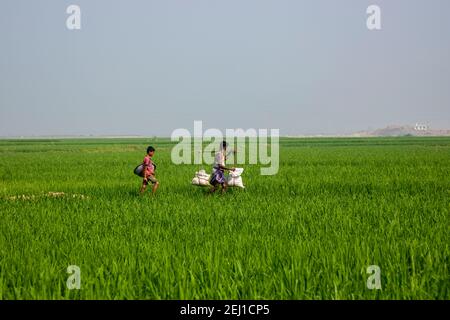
top-left (414, 123), bottom-right (429, 131)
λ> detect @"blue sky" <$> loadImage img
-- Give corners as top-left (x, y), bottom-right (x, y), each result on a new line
top-left (1, 0), bottom-right (449, 136)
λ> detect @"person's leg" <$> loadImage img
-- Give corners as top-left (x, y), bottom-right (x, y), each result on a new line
top-left (221, 181), bottom-right (228, 194)
top-left (209, 182), bottom-right (218, 193)
top-left (140, 179), bottom-right (148, 194)
top-left (148, 176), bottom-right (159, 195)
top-left (209, 172), bottom-right (218, 193)
top-left (152, 181), bottom-right (159, 194)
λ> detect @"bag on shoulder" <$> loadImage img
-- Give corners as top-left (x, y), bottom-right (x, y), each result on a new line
top-left (134, 161), bottom-right (156, 178)
top-left (134, 164), bottom-right (144, 177)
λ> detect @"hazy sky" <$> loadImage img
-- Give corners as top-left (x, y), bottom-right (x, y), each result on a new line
top-left (1, 0), bottom-right (449, 136)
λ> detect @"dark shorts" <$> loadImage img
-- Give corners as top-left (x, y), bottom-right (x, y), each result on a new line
top-left (143, 175), bottom-right (158, 185)
top-left (210, 169), bottom-right (226, 185)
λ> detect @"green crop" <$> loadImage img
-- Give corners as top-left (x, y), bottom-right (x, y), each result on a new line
top-left (0, 137), bottom-right (448, 299)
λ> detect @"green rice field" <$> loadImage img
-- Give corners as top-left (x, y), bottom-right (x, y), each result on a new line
top-left (0, 137), bottom-right (449, 299)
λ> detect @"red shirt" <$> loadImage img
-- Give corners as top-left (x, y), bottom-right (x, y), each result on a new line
top-left (143, 155), bottom-right (155, 176)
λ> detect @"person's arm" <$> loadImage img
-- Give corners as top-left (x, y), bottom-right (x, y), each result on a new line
top-left (218, 164), bottom-right (235, 171)
top-left (149, 160), bottom-right (155, 176)
top-left (143, 158), bottom-right (149, 180)
top-left (219, 153), bottom-right (234, 171)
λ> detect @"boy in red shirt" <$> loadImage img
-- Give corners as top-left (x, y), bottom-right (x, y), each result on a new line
top-left (140, 146), bottom-right (159, 195)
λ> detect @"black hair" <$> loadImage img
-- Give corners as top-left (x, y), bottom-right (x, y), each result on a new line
top-left (221, 141), bottom-right (228, 149)
top-left (147, 146), bottom-right (155, 154)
